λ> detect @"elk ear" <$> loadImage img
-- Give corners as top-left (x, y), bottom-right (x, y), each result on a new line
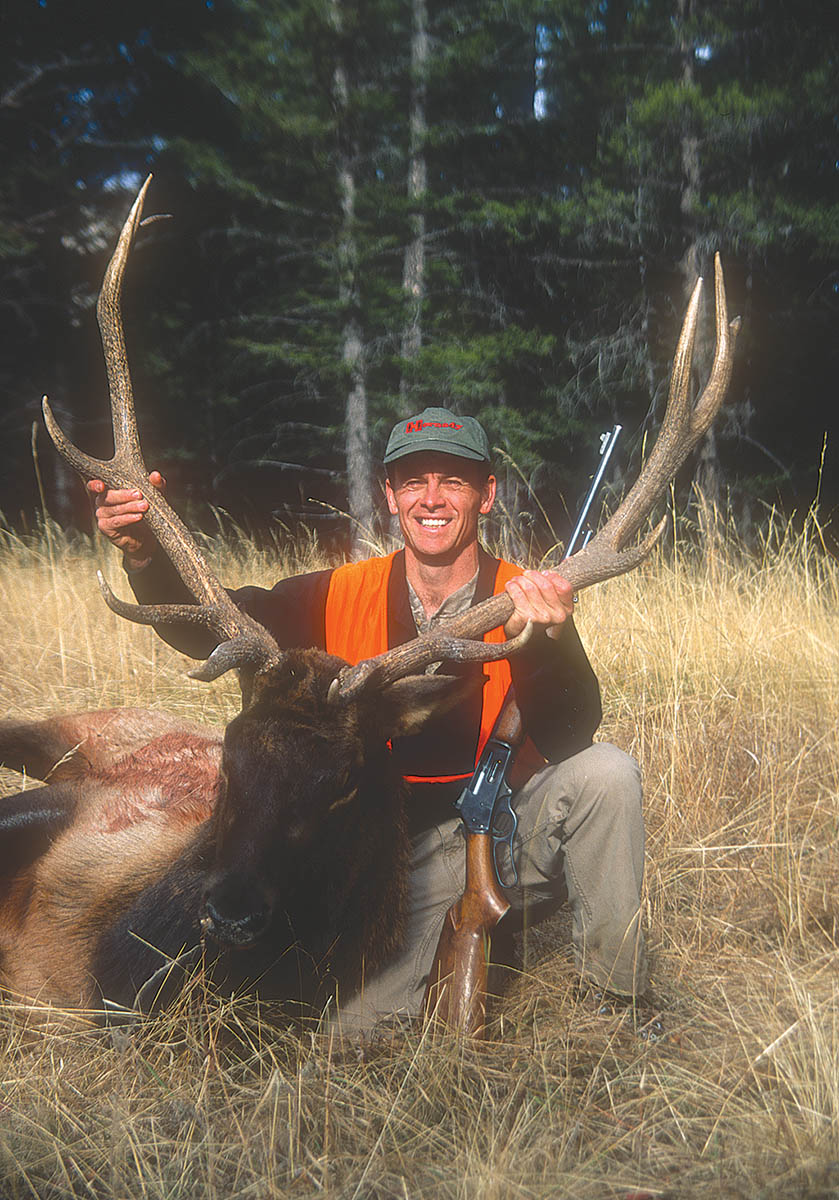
top-left (376, 674), bottom-right (482, 739)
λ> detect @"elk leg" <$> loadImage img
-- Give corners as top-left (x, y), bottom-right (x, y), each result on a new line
top-left (0, 708), bottom-right (212, 782)
top-left (0, 784), bottom-right (78, 875)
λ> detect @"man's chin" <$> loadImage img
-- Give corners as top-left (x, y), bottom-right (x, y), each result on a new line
top-left (407, 541), bottom-right (467, 567)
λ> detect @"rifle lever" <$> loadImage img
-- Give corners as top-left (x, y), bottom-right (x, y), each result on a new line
top-left (490, 788), bottom-right (519, 888)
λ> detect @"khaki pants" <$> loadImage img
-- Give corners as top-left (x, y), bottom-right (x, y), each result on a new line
top-left (332, 743), bottom-right (646, 1031)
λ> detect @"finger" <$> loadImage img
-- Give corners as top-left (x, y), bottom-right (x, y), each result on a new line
top-left (544, 573), bottom-right (578, 609)
top-left (520, 572), bottom-right (567, 611)
top-left (98, 512), bottom-right (147, 533)
top-left (543, 571), bottom-right (575, 602)
top-left (148, 470), bottom-right (166, 491)
top-left (505, 577), bottom-right (556, 625)
top-left (86, 479), bottom-right (106, 495)
top-left (96, 499), bottom-right (150, 519)
top-left (93, 488), bottom-right (149, 510)
top-left (522, 571), bottom-right (574, 616)
top-left (506, 575), bottom-right (574, 637)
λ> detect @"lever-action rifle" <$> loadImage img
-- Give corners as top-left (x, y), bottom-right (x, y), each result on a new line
top-left (423, 694), bottom-right (523, 1036)
top-left (423, 425), bottom-right (624, 1036)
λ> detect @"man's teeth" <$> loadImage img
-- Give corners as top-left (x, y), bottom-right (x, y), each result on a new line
top-left (420, 518), bottom-right (449, 527)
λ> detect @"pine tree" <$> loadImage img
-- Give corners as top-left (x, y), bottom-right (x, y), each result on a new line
top-left (529, 0), bottom-right (838, 524)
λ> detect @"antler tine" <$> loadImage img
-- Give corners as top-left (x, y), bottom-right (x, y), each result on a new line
top-left (606, 256), bottom-right (739, 554)
top-left (333, 256), bottom-right (739, 702)
top-left (96, 173), bottom-right (151, 469)
top-left (44, 179), bottom-right (285, 683)
top-left (42, 176), bottom-right (153, 485)
top-left (97, 572), bottom-right (283, 681)
top-left (549, 256), bottom-right (738, 594)
top-left (329, 621), bottom-right (534, 704)
top-left (96, 571), bottom-right (232, 634)
top-left (606, 275), bottom-right (703, 552)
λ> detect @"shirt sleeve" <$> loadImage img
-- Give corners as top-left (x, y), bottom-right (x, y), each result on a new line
top-left (126, 552), bottom-right (333, 657)
top-left (510, 618), bottom-right (602, 762)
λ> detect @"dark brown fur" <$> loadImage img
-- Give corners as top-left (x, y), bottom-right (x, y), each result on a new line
top-left (0, 651), bottom-right (469, 1016)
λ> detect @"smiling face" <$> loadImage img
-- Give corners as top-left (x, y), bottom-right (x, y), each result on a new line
top-left (385, 452), bottom-right (496, 566)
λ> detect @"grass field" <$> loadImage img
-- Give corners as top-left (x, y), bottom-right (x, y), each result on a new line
top-left (1, 511), bottom-right (838, 1198)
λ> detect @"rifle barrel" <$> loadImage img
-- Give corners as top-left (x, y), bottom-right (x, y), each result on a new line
top-left (565, 424), bottom-right (622, 559)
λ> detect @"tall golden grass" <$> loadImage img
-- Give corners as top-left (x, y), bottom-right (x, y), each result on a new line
top-left (1, 510), bottom-right (838, 1198)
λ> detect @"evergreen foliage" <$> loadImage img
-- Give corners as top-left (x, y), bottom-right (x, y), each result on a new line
top-left (2, 0), bottom-right (836, 546)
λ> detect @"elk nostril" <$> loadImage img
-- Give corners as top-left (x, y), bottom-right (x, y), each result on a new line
top-left (240, 907), bottom-right (270, 937)
top-left (201, 897), bottom-right (224, 934)
top-left (202, 896), bottom-right (270, 946)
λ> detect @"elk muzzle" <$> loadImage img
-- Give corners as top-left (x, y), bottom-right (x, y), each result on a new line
top-left (201, 879), bottom-right (272, 947)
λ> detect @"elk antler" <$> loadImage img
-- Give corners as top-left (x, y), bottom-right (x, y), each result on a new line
top-left (42, 176), bottom-right (285, 681)
top-left (331, 258), bottom-right (740, 701)
top-left (44, 179), bottom-right (738, 698)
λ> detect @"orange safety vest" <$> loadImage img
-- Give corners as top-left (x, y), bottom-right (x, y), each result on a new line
top-left (324, 552), bottom-right (523, 783)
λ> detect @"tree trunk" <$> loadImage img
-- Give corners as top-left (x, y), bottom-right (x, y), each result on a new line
top-left (400, 0), bottom-right (428, 403)
top-left (47, 374), bottom-right (78, 528)
top-left (331, 0), bottom-right (374, 555)
top-left (677, 0), bottom-right (719, 559)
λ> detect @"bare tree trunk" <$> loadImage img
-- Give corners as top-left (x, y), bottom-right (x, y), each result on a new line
top-left (677, 0), bottom-right (719, 560)
top-left (636, 183), bottom-right (659, 414)
top-left (47, 375), bottom-right (78, 528)
top-left (400, 0), bottom-right (428, 404)
top-left (331, 0), bottom-right (374, 555)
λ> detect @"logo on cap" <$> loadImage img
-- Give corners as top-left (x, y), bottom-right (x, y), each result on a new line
top-left (405, 419), bottom-right (464, 434)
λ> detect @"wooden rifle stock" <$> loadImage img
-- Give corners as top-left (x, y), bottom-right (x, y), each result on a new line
top-left (423, 696), bottom-right (523, 1036)
top-left (423, 832), bottom-right (510, 1035)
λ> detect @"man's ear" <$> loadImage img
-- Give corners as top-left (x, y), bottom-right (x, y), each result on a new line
top-left (385, 476), bottom-right (398, 516)
top-left (479, 473), bottom-right (497, 515)
top-left (372, 673), bottom-right (483, 739)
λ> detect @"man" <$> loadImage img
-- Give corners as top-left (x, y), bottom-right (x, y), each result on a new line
top-left (89, 406), bottom-right (647, 1028)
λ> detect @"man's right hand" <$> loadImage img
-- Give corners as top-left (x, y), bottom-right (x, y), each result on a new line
top-left (87, 470), bottom-right (166, 571)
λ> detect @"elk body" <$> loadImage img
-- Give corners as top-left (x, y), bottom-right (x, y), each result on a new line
top-left (0, 178), bottom-right (738, 1016)
top-left (0, 666), bottom-right (473, 1011)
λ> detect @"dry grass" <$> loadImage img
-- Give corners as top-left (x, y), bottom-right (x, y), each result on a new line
top-left (1, 509), bottom-right (838, 1198)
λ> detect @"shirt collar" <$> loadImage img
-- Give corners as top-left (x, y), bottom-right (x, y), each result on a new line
top-left (406, 568), bottom-right (480, 635)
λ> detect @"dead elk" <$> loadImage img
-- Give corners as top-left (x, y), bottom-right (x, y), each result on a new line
top-left (1, 178), bottom-right (737, 1018)
top-left (0, 666), bottom-right (478, 1013)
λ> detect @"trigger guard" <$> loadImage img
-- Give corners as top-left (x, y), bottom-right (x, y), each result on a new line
top-left (492, 805), bottom-right (519, 888)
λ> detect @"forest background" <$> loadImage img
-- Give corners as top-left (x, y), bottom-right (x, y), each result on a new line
top-left (2, 0), bottom-right (837, 553)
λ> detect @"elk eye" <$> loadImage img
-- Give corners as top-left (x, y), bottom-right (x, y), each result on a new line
top-left (329, 786), bottom-right (358, 812)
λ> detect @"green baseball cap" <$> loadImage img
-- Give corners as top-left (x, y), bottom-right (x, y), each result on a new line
top-left (383, 407), bottom-right (491, 466)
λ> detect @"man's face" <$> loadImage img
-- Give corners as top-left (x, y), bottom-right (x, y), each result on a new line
top-left (385, 452), bottom-right (496, 564)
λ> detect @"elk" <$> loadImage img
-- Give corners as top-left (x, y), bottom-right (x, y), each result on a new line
top-left (0, 178), bottom-right (738, 1017)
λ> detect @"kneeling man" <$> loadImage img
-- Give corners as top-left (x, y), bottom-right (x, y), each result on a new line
top-left (90, 406), bottom-right (647, 1027)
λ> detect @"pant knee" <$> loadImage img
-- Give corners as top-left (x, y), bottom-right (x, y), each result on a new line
top-left (546, 742), bottom-right (642, 817)
top-left (582, 741), bottom-right (640, 785)
top-left (586, 743), bottom-right (641, 811)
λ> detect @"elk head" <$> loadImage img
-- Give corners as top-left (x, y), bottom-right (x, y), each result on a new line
top-left (198, 650), bottom-right (478, 949)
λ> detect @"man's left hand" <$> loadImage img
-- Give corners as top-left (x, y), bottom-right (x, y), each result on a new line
top-left (504, 570), bottom-right (575, 641)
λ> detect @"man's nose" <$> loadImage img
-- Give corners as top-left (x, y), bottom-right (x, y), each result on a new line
top-left (420, 480), bottom-right (444, 507)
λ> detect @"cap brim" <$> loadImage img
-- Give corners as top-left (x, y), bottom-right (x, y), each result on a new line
top-left (383, 440), bottom-right (489, 465)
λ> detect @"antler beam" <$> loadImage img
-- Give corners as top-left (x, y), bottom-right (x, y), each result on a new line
top-left (44, 179), bottom-right (739, 699)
